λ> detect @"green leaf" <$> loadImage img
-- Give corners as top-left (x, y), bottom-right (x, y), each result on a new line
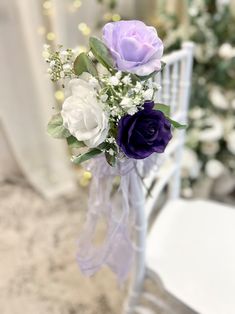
top-left (161, 61), bottom-right (166, 71)
top-left (154, 103), bottom-right (187, 129)
top-left (126, 73), bottom-right (141, 83)
top-left (168, 118), bottom-right (187, 129)
top-left (97, 142), bottom-right (109, 150)
top-left (47, 113), bottom-right (70, 138)
top-left (105, 151), bottom-right (117, 167)
top-left (72, 148), bottom-right (103, 165)
top-left (73, 52), bottom-right (98, 77)
top-left (66, 136), bottom-right (85, 148)
top-left (154, 103), bottom-right (170, 116)
top-left (89, 37), bottom-right (114, 70)
top-left (137, 71), bottom-right (156, 81)
top-left (109, 0), bottom-right (117, 9)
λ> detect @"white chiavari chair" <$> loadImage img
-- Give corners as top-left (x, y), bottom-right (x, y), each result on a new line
top-left (124, 41), bottom-right (235, 314)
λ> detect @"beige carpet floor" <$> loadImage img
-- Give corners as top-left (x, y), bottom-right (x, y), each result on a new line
top-left (0, 178), bottom-right (198, 314)
top-left (0, 178), bottom-right (125, 314)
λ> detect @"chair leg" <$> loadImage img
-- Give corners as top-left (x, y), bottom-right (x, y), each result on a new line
top-left (123, 169), bottom-right (147, 313)
top-left (146, 267), bottom-right (164, 289)
top-left (123, 290), bottom-right (142, 314)
top-left (123, 249), bottom-right (146, 314)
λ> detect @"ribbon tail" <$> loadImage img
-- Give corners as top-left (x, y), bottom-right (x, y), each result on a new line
top-left (76, 160), bottom-right (138, 283)
top-left (76, 157), bottom-right (151, 283)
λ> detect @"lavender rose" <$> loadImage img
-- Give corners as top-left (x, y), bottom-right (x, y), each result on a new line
top-left (117, 101), bottom-right (172, 159)
top-left (102, 20), bottom-right (163, 76)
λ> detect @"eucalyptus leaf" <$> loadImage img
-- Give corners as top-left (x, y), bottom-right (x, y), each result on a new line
top-left (67, 136), bottom-right (85, 148)
top-left (168, 118), bottom-right (187, 129)
top-left (161, 61), bottom-right (166, 70)
top-left (97, 142), bottom-right (109, 150)
top-left (109, 0), bottom-right (117, 9)
top-left (73, 52), bottom-right (98, 77)
top-left (137, 71), bottom-right (156, 81)
top-left (154, 103), bottom-right (170, 116)
top-left (72, 148), bottom-right (102, 165)
top-left (89, 37), bottom-right (114, 70)
top-left (47, 113), bottom-right (70, 138)
top-left (154, 104), bottom-right (187, 129)
top-left (105, 151), bottom-right (117, 167)
top-left (126, 73), bottom-right (141, 83)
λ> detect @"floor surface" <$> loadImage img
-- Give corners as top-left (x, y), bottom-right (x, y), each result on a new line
top-left (0, 178), bottom-right (197, 314)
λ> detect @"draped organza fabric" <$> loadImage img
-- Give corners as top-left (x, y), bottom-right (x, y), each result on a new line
top-left (77, 155), bottom-right (159, 282)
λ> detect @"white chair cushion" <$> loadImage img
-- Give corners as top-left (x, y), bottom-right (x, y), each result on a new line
top-left (146, 199), bottom-right (235, 314)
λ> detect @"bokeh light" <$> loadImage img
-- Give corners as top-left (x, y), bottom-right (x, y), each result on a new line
top-left (46, 32), bottom-right (56, 41)
top-left (78, 23), bottom-right (91, 36)
top-left (54, 90), bottom-right (65, 102)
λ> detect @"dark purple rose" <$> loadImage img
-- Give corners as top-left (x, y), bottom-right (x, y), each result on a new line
top-left (117, 101), bottom-right (172, 159)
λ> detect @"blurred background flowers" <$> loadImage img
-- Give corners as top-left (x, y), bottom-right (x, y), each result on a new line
top-left (156, 0), bottom-right (235, 203)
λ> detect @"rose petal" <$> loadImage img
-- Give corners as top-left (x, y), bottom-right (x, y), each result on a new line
top-left (102, 20), bottom-right (164, 75)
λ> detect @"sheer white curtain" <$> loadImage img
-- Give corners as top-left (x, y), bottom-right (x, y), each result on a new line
top-left (0, 0), bottom-right (76, 198)
top-left (52, 0), bottom-right (136, 46)
top-left (0, 0), bottom-right (138, 197)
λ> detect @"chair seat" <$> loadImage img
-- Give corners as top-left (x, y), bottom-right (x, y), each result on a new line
top-left (146, 199), bottom-right (235, 314)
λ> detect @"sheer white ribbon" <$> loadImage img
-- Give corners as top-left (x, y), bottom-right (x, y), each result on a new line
top-left (77, 155), bottom-right (158, 283)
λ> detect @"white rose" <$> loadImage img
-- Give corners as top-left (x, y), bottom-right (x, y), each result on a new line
top-left (61, 77), bottom-right (109, 148)
top-left (181, 148), bottom-right (200, 179)
top-left (218, 43), bottom-right (235, 59)
top-left (189, 108), bottom-right (205, 120)
top-left (198, 116), bottom-right (223, 142)
top-left (209, 87), bottom-right (228, 110)
top-left (201, 141), bottom-right (220, 156)
top-left (205, 159), bottom-right (225, 179)
top-left (226, 130), bottom-right (235, 154)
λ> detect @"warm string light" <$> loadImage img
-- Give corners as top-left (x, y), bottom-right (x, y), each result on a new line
top-left (76, 45), bottom-right (88, 54)
top-left (38, 0), bottom-right (98, 180)
top-left (54, 90), bottom-right (65, 102)
top-left (78, 22), bottom-right (91, 36)
top-left (112, 13), bottom-right (121, 21)
top-left (38, 0), bottom-right (122, 180)
top-left (46, 32), bottom-right (56, 41)
top-left (79, 171), bottom-right (92, 187)
top-left (68, 0), bottom-right (82, 13)
top-left (43, 0), bottom-right (52, 10)
top-left (38, 0), bottom-right (119, 94)
top-left (73, 0), bottom-right (82, 8)
top-left (42, 0), bottom-right (54, 16)
top-left (103, 12), bottom-right (121, 22)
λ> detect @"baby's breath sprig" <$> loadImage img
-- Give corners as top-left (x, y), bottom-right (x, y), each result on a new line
top-left (97, 71), bottom-right (161, 122)
top-left (43, 44), bottom-right (76, 82)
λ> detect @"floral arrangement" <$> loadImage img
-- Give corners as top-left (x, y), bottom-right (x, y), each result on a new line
top-left (45, 20), bottom-right (185, 167)
top-left (44, 20), bottom-right (186, 281)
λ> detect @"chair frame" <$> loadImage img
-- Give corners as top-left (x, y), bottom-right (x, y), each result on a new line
top-left (124, 42), bottom-right (194, 314)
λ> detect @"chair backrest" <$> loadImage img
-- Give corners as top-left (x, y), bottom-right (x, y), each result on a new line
top-left (144, 42), bottom-right (194, 221)
top-left (123, 43), bottom-right (194, 314)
